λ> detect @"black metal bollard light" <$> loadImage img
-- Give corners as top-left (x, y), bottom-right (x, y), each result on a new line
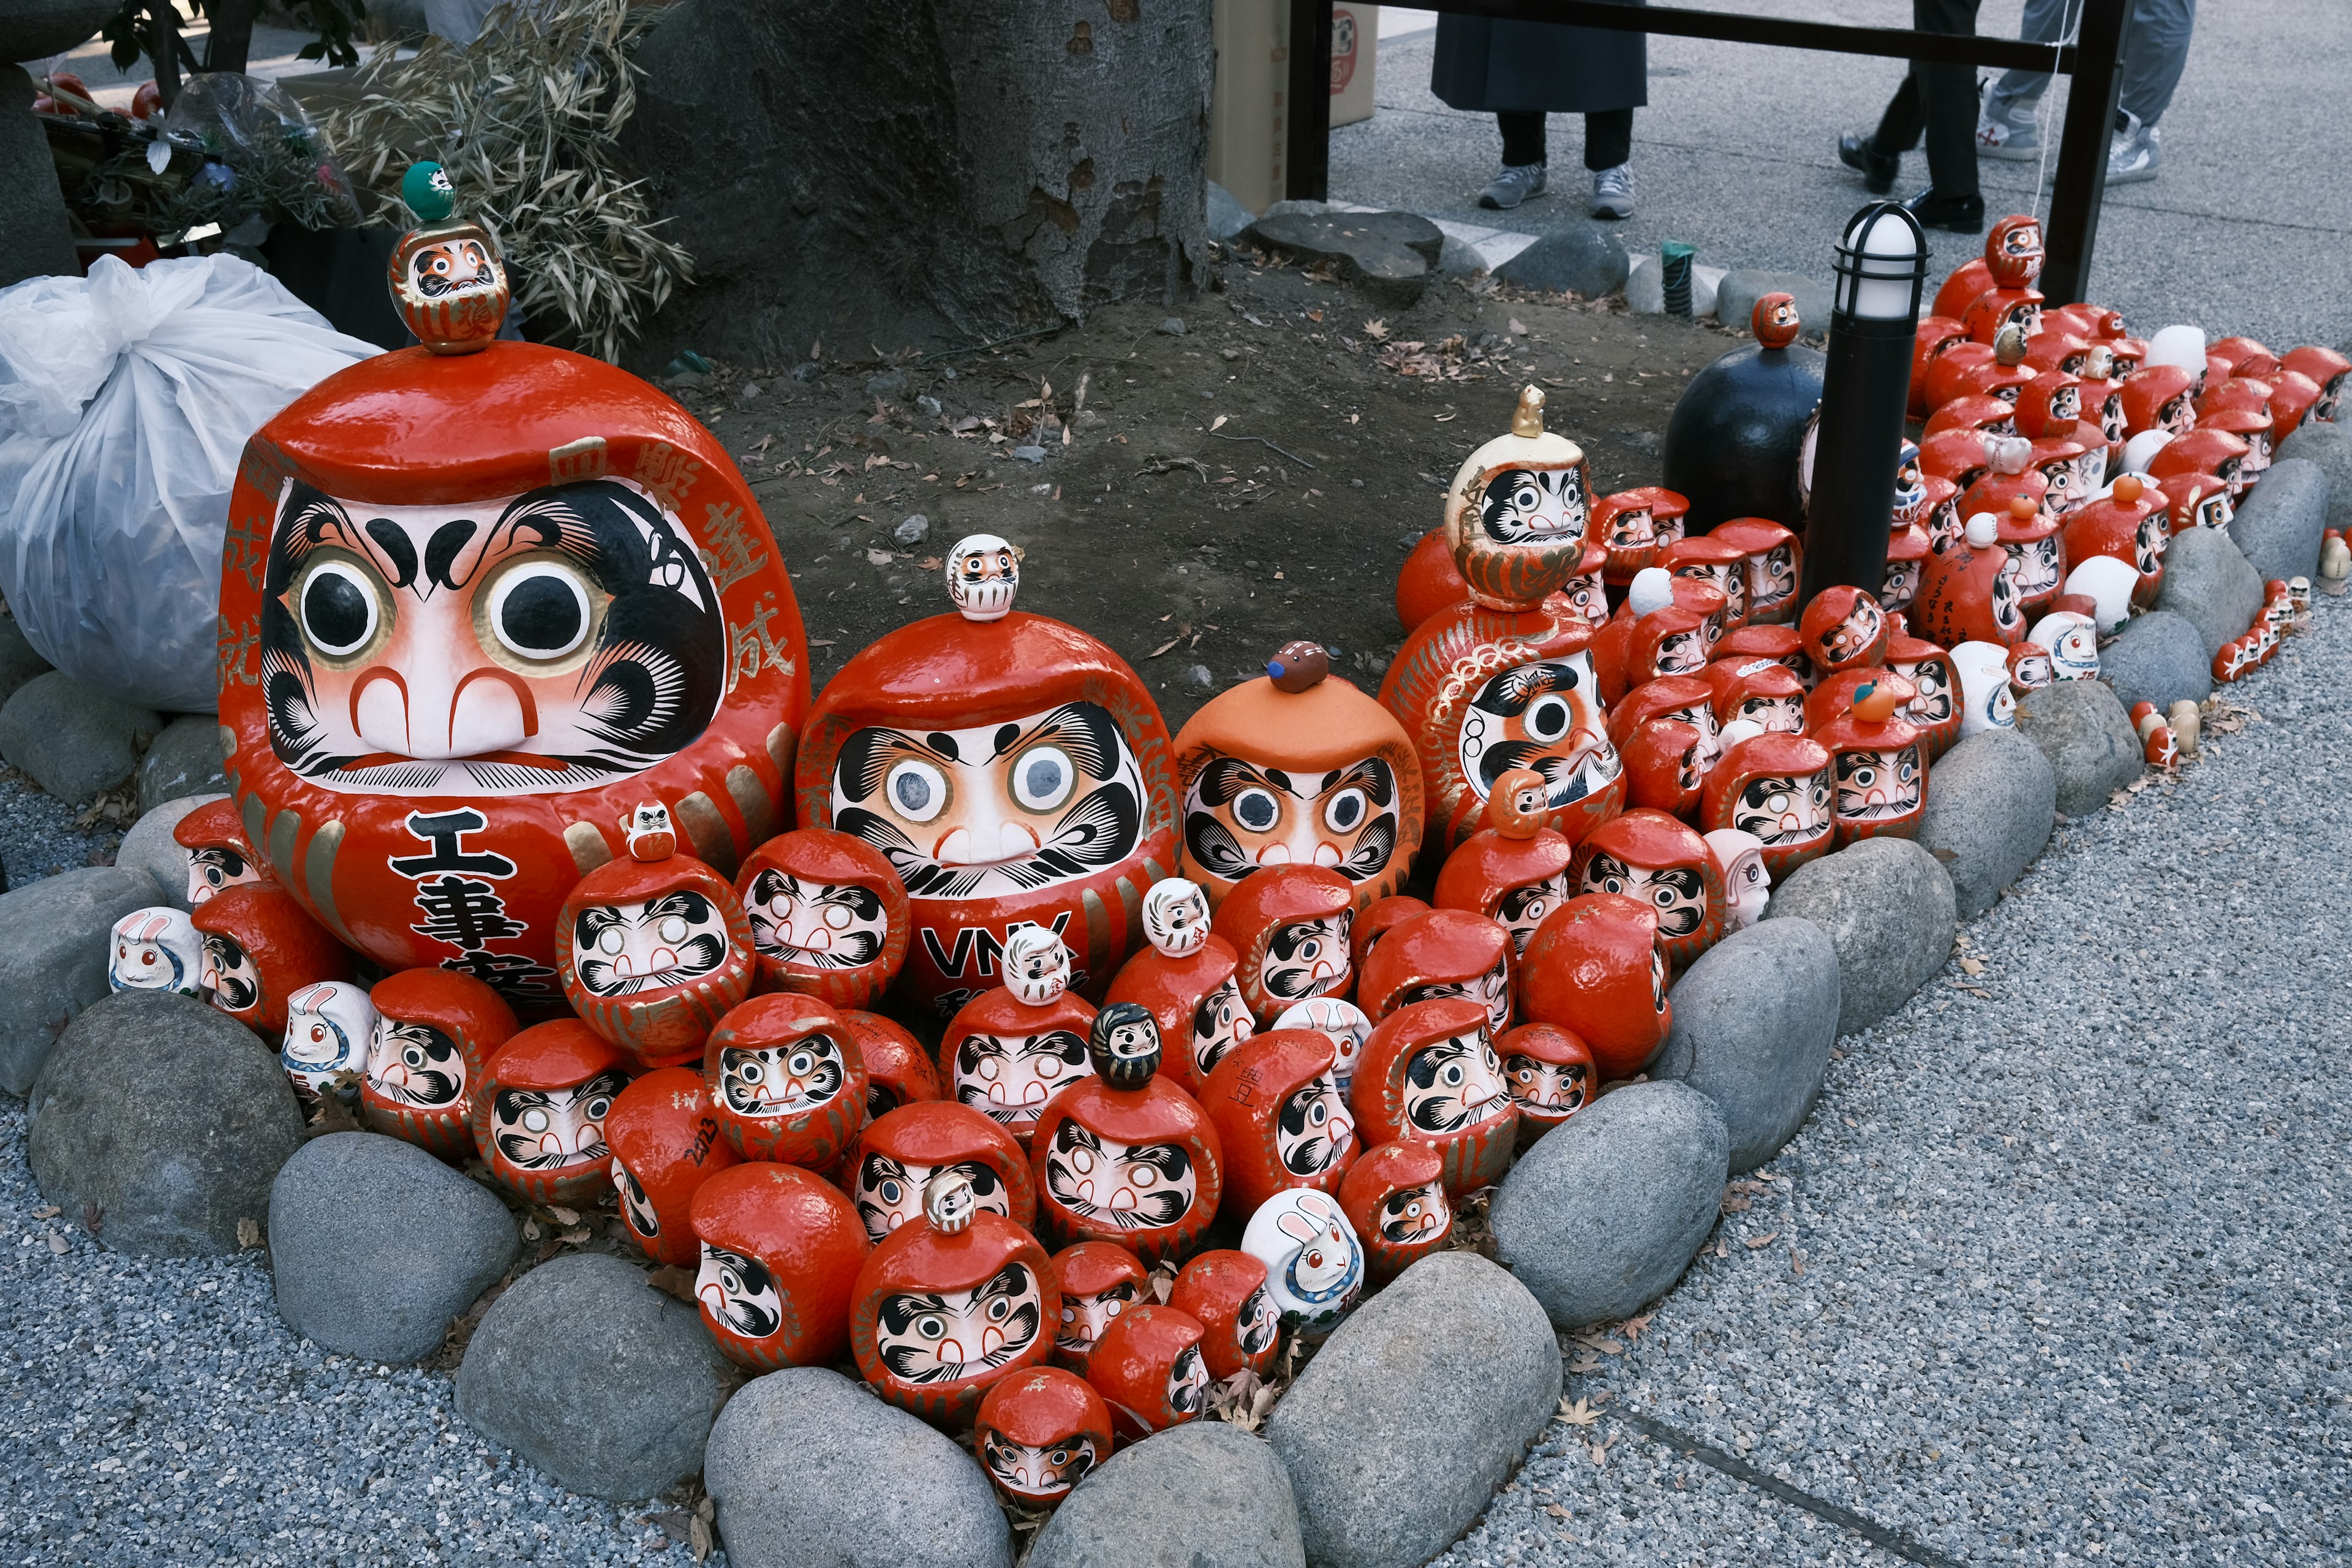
top-left (1798, 202), bottom-right (1930, 610)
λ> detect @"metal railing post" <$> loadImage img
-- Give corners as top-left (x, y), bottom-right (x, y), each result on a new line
top-left (1285, 0), bottom-right (1335, 201)
top-left (2031, 0), bottom-right (2133, 306)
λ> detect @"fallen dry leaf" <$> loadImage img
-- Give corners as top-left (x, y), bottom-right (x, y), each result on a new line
top-left (647, 1265), bottom-right (698, 1304)
top-left (1567, 1354), bottom-right (1603, 1375)
top-left (1547, 1502), bottom-right (1570, 1520)
top-left (1509, 318), bottom-right (1529, 335)
top-left (1558, 1396), bottom-right (1600, 1426)
top-left (560, 1226), bottom-right (592, 1246)
top-left (690, 1513), bottom-right (713, 1562)
top-left (1745, 1231), bottom-right (1782, 1250)
top-left (1720, 1194), bottom-right (1752, 1213)
top-left (32, 1206), bottom-right (58, 1220)
top-left (1147, 638), bottom-right (1181, 658)
top-left (1619, 1311), bottom-right (1656, 1342)
top-left (864, 549), bottom-right (895, 566)
top-left (45, 1234), bottom-right (67, 1255)
top-left (918, 556), bottom-right (943, 570)
top-left (1209, 414), bottom-right (1229, 431)
top-left (546, 1206), bottom-right (581, 1226)
top-left (1958, 956), bottom-right (1986, 975)
top-left (1362, 317), bottom-right (1390, 341)
top-left (1792, 1249), bottom-right (1807, 1278)
top-left (236, 1218), bottom-right (262, 1250)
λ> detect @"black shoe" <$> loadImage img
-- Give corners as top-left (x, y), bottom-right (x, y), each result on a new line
top-left (1838, 133), bottom-right (1899, 195)
top-left (1903, 187), bottom-right (1986, 233)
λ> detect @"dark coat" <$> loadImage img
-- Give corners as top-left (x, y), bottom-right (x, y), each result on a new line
top-left (1430, 2), bottom-right (1649, 116)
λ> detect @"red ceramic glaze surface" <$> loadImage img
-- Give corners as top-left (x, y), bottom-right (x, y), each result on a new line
top-left (216, 344), bottom-right (808, 1014)
top-left (361, 966), bottom-right (517, 1160)
top-left (1911, 315), bottom-right (1972, 418)
top-left (1029, 1023), bottom-right (1224, 1262)
top-left (2015, 370), bottom-right (2083, 439)
top-left (850, 1099), bottom-right (1036, 1242)
top-left (2120, 364), bottom-right (2198, 437)
top-left (939, 974), bottom-right (1098, 1149)
top-left (1395, 527), bottom-right (1469, 635)
top-left (1711, 622), bottom-right (1814, 690)
top-left (1607, 676), bottom-right (1720, 769)
top-left (1495, 1021), bottom-right (1594, 1142)
top-left (1932, 256), bottom-right (1994, 325)
top-left (1210, 865), bottom-right (1355, 1027)
top-left (1168, 1250), bottom-right (1280, 1380)
top-left (2150, 428), bottom-right (2254, 502)
top-left (1913, 522), bottom-right (2024, 649)
top-left (1349, 998), bottom-right (1516, 1194)
top-left (1351, 895), bottom-right (1431, 971)
top-left (701, 992), bottom-right (867, 1166)
top-left (1336, 1138), bottom-right (1450, 1281)
top-left (556, 832), bottom-right (755, 1069)
top-left (1703, 657), bottom-right (1806, 736)
top-left (1963, 285), bottom-right (2043, 347)
top-left (1553, 542), bottom-right (1614, 631)
top-left (1357, 907), bottom-right (1512, 1035)
top-left (1886, 635), bottom-right (1964, 760)
top-left (1199, 1028), bottom-right (1357, 1219)
top-left (1810, 678), bottom-right (1930, 846)
top-left (973, 1366), bottom-right (1115, 1504)
top-left (1621, 603), bottom-right (1716, 692)
top-left (1925, 340), bottom-right (2016, 417)
top-left (173, 797), bottom-right (276, 905)
top-left (1983, 216), bottom-right (2046, 291)
top-left (1660, 535), bottom-right (1752, 629)
top-left (1088, 1304), bottom-right (1212, 1443)
top-left (1594, 486), bottom-right (1691, 587)
top-left (1172, 651), bottom-right (1423, 912)
top-left (691, 1161), bottom-right (869, 1371)
top-left (1517, 894), bottom-right (1669, 1081)
top-left (731, 829), bottom-right (909, 1009)
top-left (1751, 292), bottom-right (1801, 350)
top-left (2207, 337), bottom-right (2275, 378)
top-left (851, 1206), bottom-right (1058, 1427)
top-left (1699, 731), bottom-right (1834, 878)
top-left (2267, 369), bottom-right (2323, 446)
top-left (1432, 797), bottom-right (1577, 960)
top-left (1049, 1240), bottom-right (1150, 1376)
top-left (191, 883), bottom-right (354, 1038)
top-left (840, 1009), bottom-right (940, 1122)
top-left (2022, 330), bottom-right (2092, 379)
top-left (793, 594), bottom-right (1178, 1018)
top-left (471, 1019), bottom-right (627, 1207)
top-left (1924, 394), bottom-right (2021, 439)
top-left (1798, 586), bottom-right (1892, 678)
top-left (1619, 718), bottom-right (1706, 821)
top-left (2062, 474), bottom-right (2170, 607)
top-left (2282, 345), bottom-right (2351, 420)
top-left (1882, 524), bottom-right (1931, 616)
top-left (1572, 808), bottom-right (1725, 973)
top-left (1919, 428), bottom-right (2006, 493)
top-left (1102, 934), bottom-right (1250, 1094)
top-left (606, 1066), bottom-right (739, 1267)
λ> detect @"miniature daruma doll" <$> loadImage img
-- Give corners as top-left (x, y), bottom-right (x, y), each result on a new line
top-left (850, 1100), bottom-right (1037, 1243)
top-left (1169, 1250), bottom-right (1281, 1380)
top-left (1337, 1139), bottom-right (1452, 1281)
top-left (1200, 1028), bottom-right (1359, 1218)
top-left (1240, 1187), bottom-right (1364, 1332)
top-left (1494, 1020), bottom-right (1595, 1144)
top-left (108, 907), bottom-right (203, 997)
top-left (851, 1169), bottom-right (1060, 1427)
top-left (279, 981), bottom-right (382, 1105)
top-left (1700, 729), bottom-right (1834, 879)
top-left (472, 1019), bottom-right (630, 1207)
top-left (1572, 808), bottom-right (1727, 973)
top-left (363, 967), bottom-right (518, 1160)
top-left (557, 802), bottom-right (756, 1070)
top-left (1049, 1240), bottom-right (1149, 1376)
top-left (388, 162), bottom-right (510, 354)
top-left (216, 186), bottom-right (808, 1012)
top-left (1358, 907), bottom-right (1513, 1038)
top-left (1518, 894), bottom-right (1669, 1082)
top-left (1104, 876), bottom-right (1253, 1093)
top-left (941, 925), bottom-right (1096, 1147)
top-left (1089, 1304), bottom-right (1212, 1442)
top-left (191, 883), bottom-right (354, 1037)
top-left (1433, 767), bottom-right (1575, 960)
top-left (795, 533), bottom-right (1178, 1016)
top-left (1351, 998), bottom-right (1516, 1194)
top-left (1381, 385), bottom-right (1623, 853)
top-left (732, 828), bottom-right (910, 1009)
top-left (1212, 865), bottom-right (1355, 1027)
top-left (173, 799), bottom-right (274, 905)
top-left (606, 1066), bottom-right (740, 1268)
top-left (1812, 676), bottom-right (1929, 846)
top-left (1173, 639), bottom-right (1423, 911)
top-left (842, 1011), bottom-right (940, 1121)
top-left (690, 1160), bottom-right (870, 1371)
top-left (1030, 1005), bottom-right (1224, 1262)
top-left (703, 992), bottom-right (868, 1166)
top-left (973, 1368), bottom-right (1115, 1507)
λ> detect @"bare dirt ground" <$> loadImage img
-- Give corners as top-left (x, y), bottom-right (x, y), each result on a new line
top-left (676, 249), bottom-right (1744, 733)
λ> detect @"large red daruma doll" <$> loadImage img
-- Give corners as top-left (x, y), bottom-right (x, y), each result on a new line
top-left (795, 535), bottom-right (1180, 1016)
top-left (216, 279), bottom-right (809, 1013)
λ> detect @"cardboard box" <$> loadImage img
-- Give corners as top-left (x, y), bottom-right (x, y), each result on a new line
top-left (1209, 2), bottom-right (1379, 214)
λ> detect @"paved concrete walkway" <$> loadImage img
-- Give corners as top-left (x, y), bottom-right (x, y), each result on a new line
top-left (1343, 0), bottom-right (2352, 351)
top-left (1434, 590), bottom-right (2352, 1563)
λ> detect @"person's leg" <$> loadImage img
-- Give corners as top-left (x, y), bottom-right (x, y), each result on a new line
top-left (2119, 0), bottom-right (2195, 126)
top-left (1987, 0), bottom-right (2076, 113)
top-left (1586, 108), bottom-right (1634, 217)
top-left (1482, 111), bottom-right (1551, 209)
top-left (1915, 0), bottom-right (1984, 200)
top-left (1875, 69), bottom-right (1927, 154)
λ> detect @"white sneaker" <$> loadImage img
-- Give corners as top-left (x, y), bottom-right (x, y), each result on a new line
top-left (1590, 162), bottom-right (1635, 220)
top-left (2107, 112), bottom-right (2161, 186)
top-left (1479, 162), bottom-right (1548, 210)
top-left (1975, 97), bottom-right (2043, 160)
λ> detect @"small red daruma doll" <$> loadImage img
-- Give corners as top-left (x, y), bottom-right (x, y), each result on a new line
top-left (1031, 1005), bottom-right (1224, 1262)
top-left (840, 1011), bottom-right (940, 1122)
top-left (941, 924), bottom-right (1096, 1148)
top-left (1104, 876), bottom-right (1254, 1093)
top-left (703, 992), bottom-right (868, 1166)
top-left (1704, 655), bottom-right (1807, 736)
top-left (192, 883), bottom-right (355, 1038)
top-left (1358, 907), bottom-right (1513, 1038)
top-left (1087, 1304), bottom-right (1212, 1443)
top-left (1351, 894), bottom-right (1430, 971)
top-left (363, 968), bottom-right (518, 1161)
top-left (1350, 998), bottom-right (1515, 1194)
top-left (173, 797), bottom-right (276, 905)
top-left (1212, 864), bottom-right (1355, 1027)
top-left (1702, 728), bottom-right (1834, 880)
top-left (1709, 517), bottom-right (1801, 626)
top-left (557, 801), bottom-right (756, 1070)
top-left (1518, 894), bottom-right (1670, 1082)
top-left (1338, 1139), bottom-right (1452, 1281)
top-left (1618, 718), bottom-right (1706, 821)
top-left (1200, 1028), bottom-right (1358, 1218)
top-left (1913, 510), bottom-right (2026, 649)
top-left (850, 1099), bottom-right (1036, 1243)
top-left (1594, 485), bottom-right (1690, 589)
top-left (472, 1019), bottom-right (630, 1207)
top-left (1572, 808), bottom-right (1726, 973)
top-left (1796, 585), bottom-right (1890, 679)
top-left (1494, 1020), bottom-right (1594, 1144)
top-left (1169, 1249), bottom-right (1280, 1380)
top-left (1812, 676), bottom-right (1930, 846)
top-left (851, 1169), bottom-right (1060, 1427)
top-left (973, 1367), bottom-right (1115, 1507)
top-left (606, 1066), bottom-right (740, 1267)
top-left (1049, 1240), bottom-right (1149, 1376)
top-left (1433, 768), bottom-right (1575, 959)
top-left (1886, 633), bottom-right (1964, 759)
top-left (690, 1160), bottom-right (870, 1371)
top-left (732, 828), bottom-right (910, 1010)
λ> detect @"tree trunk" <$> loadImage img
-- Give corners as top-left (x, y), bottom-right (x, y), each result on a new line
top-left (203, 0), bottom-right (255, 73)
top-left (619, 0), bottom-right (1212, 369)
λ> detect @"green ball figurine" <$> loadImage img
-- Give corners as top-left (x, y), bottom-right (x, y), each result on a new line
top-left (400, 160), bottom-right (456, 224)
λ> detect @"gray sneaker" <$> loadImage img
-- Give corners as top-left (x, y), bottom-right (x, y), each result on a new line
top-left (2107, 111), bottom-right (2161, 185)
top-left (1479, 162), bottom-right (1548, 210)
top-left (1975, 96), bottom-right (2043, 160)
top-left (1589, 162), bottom-right (1635, 220)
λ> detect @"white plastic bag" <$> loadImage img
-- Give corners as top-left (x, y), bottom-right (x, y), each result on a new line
top-left (0, 254), bottom-right (382, 714)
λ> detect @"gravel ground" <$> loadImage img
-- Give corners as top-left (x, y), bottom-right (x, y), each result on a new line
top-left (0, 1104), bottom-right (709, 1567)
top-left (0, 773), bottom-right (119, 891)
top-left (1440, 588), bottom-right (2352, 1566)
